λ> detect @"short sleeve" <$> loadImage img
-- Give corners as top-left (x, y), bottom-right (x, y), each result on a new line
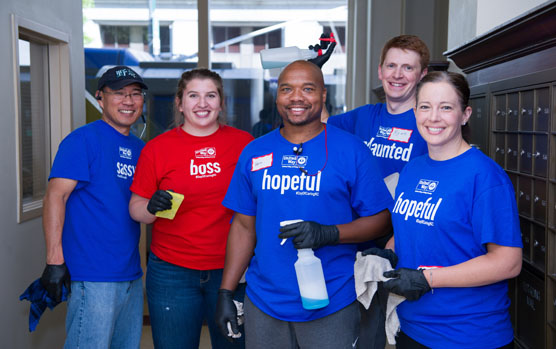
top-left (222, 150), bottom-right (257, 216)
top-left (49, 131), bottom-right (91, 186)
top-left (130, 145), bottom-right (158, 199)
top-left (328, 110), bottom-right (356, 133)
top-left (473, 181), bottom-right (522, 248)
top-left (350, 143), bottom-right (394, 216)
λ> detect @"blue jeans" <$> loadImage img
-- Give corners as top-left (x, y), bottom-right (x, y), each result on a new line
top-left (146, 252), bottom-right (245, 349)
top-left (65, 278), bottom-right (143, 349)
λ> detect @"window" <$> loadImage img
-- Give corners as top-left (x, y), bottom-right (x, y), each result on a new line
top-left (207, 4), bottom-right (348, 136)
top-left (160, 25), bottom-right (171, 53)
top-left (12, 15), bottom-right (72, 222)
top-left (252, 27), bottom-right (282, 53)
top-left (212, 25), bottom-right (282, 54)
top-left (17, 38), bottom-right (50, 219)
top-left (101, 25), bottom-right (131, 48)
top-left (323, 25), bottom-right (346, 52)
top-left (100, 24), bottom-right (171, 53)
top-left (212, 26), bottom-right (241, 53)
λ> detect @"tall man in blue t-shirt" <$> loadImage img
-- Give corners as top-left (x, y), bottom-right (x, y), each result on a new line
top-left (40, 66), bottom-right (147, 348)
top-left (215, 60), bottom-right (393, 348)
top-left (328, 34), bottom-right (430, 179)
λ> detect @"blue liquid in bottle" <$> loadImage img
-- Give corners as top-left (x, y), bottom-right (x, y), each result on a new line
top-left (301, 297), bottom-right (330, 310)
top-left (294, 248), bottom-right (329, 310)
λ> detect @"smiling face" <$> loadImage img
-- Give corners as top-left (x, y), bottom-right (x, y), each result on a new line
top-left (178, 78), bottom-right (221, 136)
top-left (276, 61), bottom-right (327, 128)
top-left (378, 47), bottom-right (427, 112)
top-left (415, 81), bottom-right (472, 160)
top-left (98, 83), bottom-right (144, 135)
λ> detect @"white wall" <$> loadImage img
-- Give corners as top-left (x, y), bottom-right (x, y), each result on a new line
top-left (0, 0), bottom-right (84, 347)
top-left (448, 0), bottom-right (551, 51)
top-left (447, 0), bottom-right (477, 51)
top-left (476, 0), bottom-right (549, 36)
top-left (172, 19), bottom-right (199, 57)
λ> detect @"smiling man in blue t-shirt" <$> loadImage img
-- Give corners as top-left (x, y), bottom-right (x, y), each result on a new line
top-left (328, 35), bottom-right (430, 179)
top-left (215, 60), bottom-right (393, 348)
top-left (40, 66), bottom-right (147, 348)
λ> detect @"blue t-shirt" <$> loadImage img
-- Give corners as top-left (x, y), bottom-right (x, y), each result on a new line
top-left (223, 125), bottom-right (393, 321)
top-left (392, 147), bottom-right (522, 348)
top-left (328, 103), bottom-right (428, 178)
top-left (49, 120), bottom-right (145, 282)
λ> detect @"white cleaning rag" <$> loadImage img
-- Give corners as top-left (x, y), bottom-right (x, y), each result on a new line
top-left (226, 300), bottom-right (245, 339)
top-left (354, 252), bottom-right (405, 345)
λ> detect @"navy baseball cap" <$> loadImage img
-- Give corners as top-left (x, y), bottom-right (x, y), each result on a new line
top-left (97, 66), bottom-right (148, 91)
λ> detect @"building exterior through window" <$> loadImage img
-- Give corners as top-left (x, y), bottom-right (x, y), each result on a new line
top-left (83, 1), bottom-right (347, 140)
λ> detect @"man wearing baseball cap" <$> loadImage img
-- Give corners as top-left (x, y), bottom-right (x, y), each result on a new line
top-left (40, 66), bottom-right (147, 348)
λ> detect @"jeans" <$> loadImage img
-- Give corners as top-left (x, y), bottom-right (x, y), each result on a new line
top-left (146, 252), bottom-right (245, 349)
top-left (65, 278), bottom-right (143, 349)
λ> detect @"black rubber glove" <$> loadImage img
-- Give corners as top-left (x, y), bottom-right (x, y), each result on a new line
top-left (147, 190), bottom-right (173, 215)
top-left (278, 221), bottom-right (339, 249)
top-left (382, 268), bottom-right (431, 301)
top-left (215, 289), bottom-right (239, 342)
top-left (362, 247), bottom-right (398, 268)
top-left (40, 263), bottom-right (71, 303)
top-left (307, 40), bottom-right (337, 68)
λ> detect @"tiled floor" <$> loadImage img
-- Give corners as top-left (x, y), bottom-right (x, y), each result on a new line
top-left (140, 325), bottom-right (212, 349)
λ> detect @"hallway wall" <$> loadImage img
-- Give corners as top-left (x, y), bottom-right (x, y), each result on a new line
top-left (0, 0), bottom-right (84, 347)
top-left (447, 0), bottom-right (550, 51)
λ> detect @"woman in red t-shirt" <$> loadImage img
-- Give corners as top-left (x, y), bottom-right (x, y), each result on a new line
top-left (129, 68), bottom-right (253, 348)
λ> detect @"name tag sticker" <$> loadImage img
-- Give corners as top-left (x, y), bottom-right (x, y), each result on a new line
top-left (388, 128), bottom-right (413, 143)
top-left (252, 153), bottom-right (273, 171)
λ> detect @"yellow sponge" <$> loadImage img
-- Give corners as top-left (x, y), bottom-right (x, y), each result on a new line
top-left (155, 191), bottom-right (184, 220)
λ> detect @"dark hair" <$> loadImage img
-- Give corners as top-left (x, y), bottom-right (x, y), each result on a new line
top-left (417, 71), bottom-right (470, 110)
top-left (416, 71), bottom-right (471, 141)
top-left (380, 35), bottom-right (430, 72)
top-left (174, 68), bottom-right (226, 126)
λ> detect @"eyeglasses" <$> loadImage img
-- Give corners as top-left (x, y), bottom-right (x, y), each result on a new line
top-left (103, 91), bottom-right (146, 102)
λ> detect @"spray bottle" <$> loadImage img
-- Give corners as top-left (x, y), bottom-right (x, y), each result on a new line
top-left (294, 248), bottom-right (329, 309)
top-left (260, 47), bottom-right (318, 69)
top-left (280, 220), bottom-right (329, 310)
top-left (260, 33), bottom-right (337, 69)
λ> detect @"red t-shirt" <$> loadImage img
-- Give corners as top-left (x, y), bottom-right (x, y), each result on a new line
top-left (130, 125), bottom-right (253, 270)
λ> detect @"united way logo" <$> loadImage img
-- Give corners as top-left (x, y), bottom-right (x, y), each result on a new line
top-left (195, 147), bottom-right (216, 158)
top-left (415, 179), bottom-right (439, 195)
top-left (119, 146), bottom-right (132, 159)
top-left (376, 126), bottom-right (392, 139)
top-left (281, 155), bottom-right (307, 168)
